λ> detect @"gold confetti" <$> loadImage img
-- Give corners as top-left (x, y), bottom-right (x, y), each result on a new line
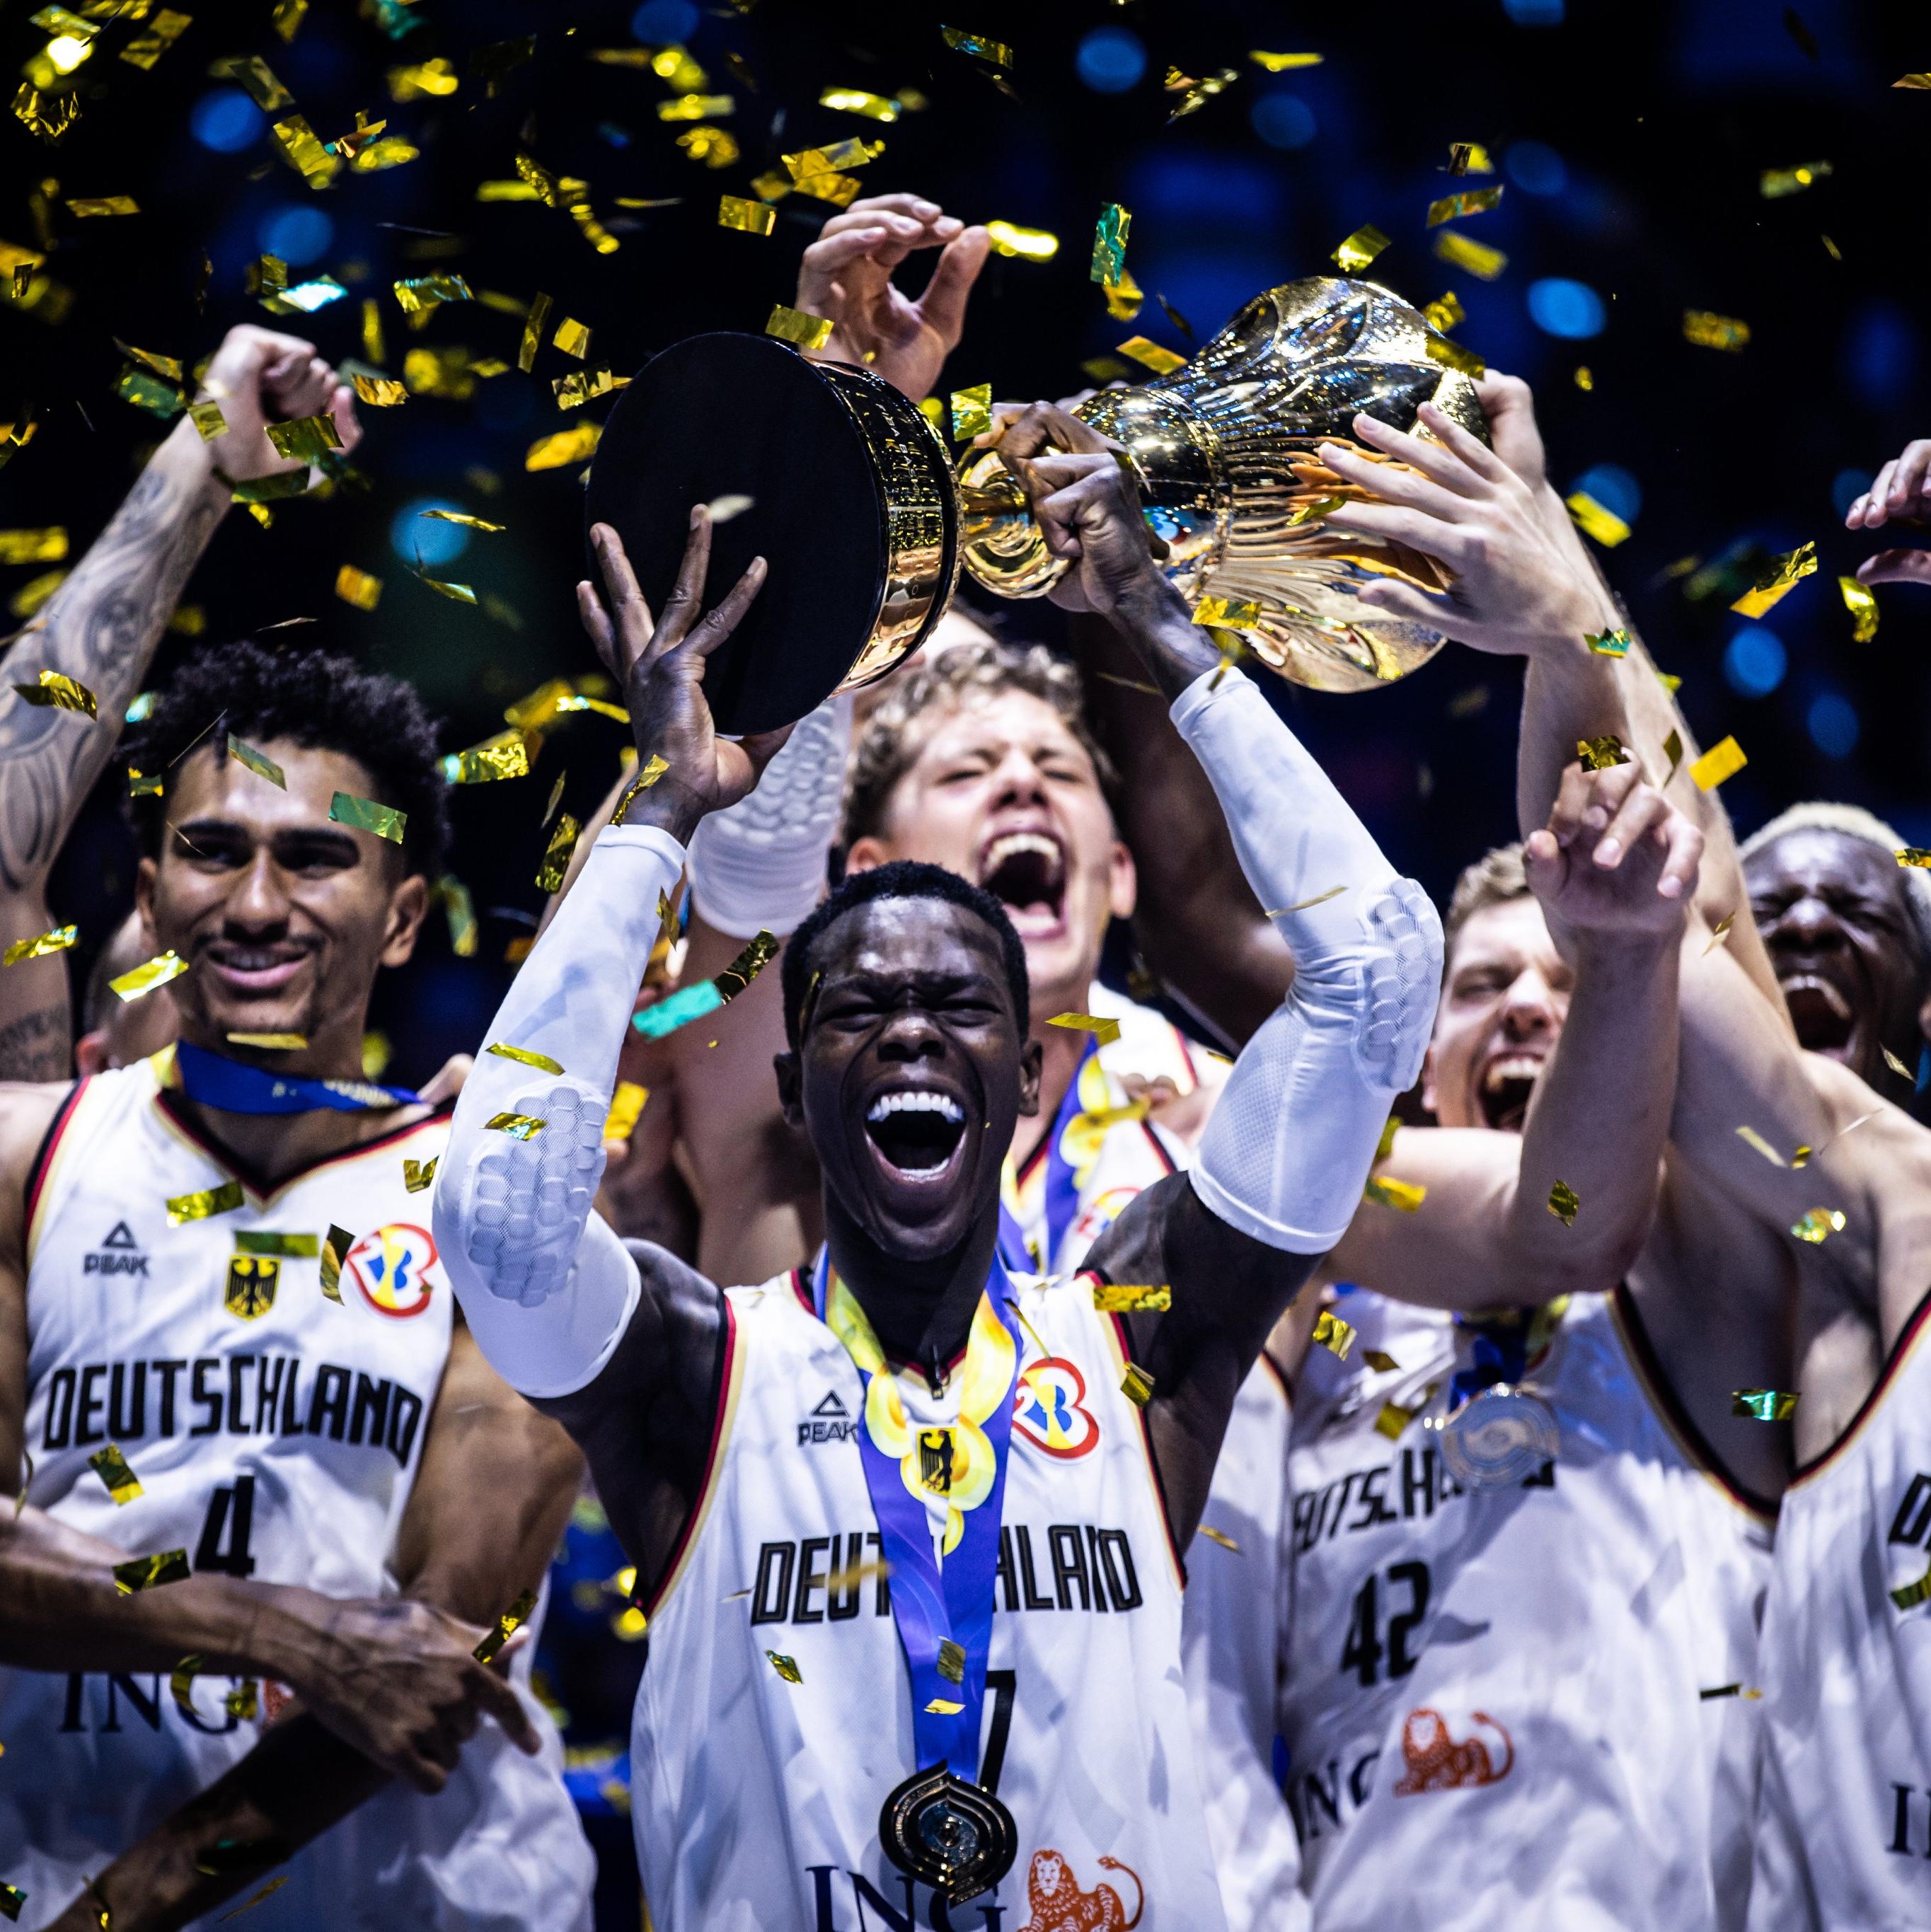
top-left (1836, 575), bottom-right (1878, 644)
top-left (187, 400), bottom-right (229, 441)
top-left (931, 1636), bottom-right (968, 1687)
top-left (1434, 230), bottom-right (1507, 279)
top-left (1897, 848), bottom-right (1931, 870)
top-left (87, 1445), bottom-right (143, 1505)
top-left (1576, 734), bottom-right (1627, 772)
top-left (218, 1875), bottom-right (289, 1921)
top-left (225, 1035), bottom-right (307, 1052)
top-left (1090, 202), bottom-right (1131, 285)
top-left (1790, 1207), bottom-right (1845, 1244)
top-left (1313, 1309), bottom-right (1356, 1359)
top-left (1193, 595), bottom-right (1263, 627)
top-left (328, 792), bottom-right (407, 843)
top-left (1286, 494), bottom-right (1347, 528)
top-left (782, 138), bottom-right (883, 178)
top-left (473, 1587), bottom-right (537, 1663)
top-left (271, 114), bottom-right (341, 187)
top-left (1197, 1526), bottom-right (1242, 1556)
top-left (114, 1549), bottom-right (190, 1593)
top-left (1426, 186), bottom-right (1503, 226)
top-left (1092, 1283), bottom-right (1172, 1312)
top-left (610, 756), bottom-right (669, 823)
top-left (1446, 141), bottom-right (1494, 174)
top-left (1048, 1012), bottom-right (1121, 1047)
top-left (1731, 542), bottom-right (1817, 618)
top-left (763, 1648), bottom-right (807, 1683)
top-left (526, 423), bottom-right (601, 470)
top-left (1332, 224), bottom-right (1390, 272)
top-left (13, 83), bottom-right (81, 147)
top-left (943, 25), bottom-right (1014, 65)
top-left (0, 527), bottom-right (67, 564)
top-left (1426, 335), bottom-right (1486, 379)
top-left (488, 1043), bottom-right (565, 1075)
top-left (1662, 727), bottom-right (1685, 786)
top-left (763, 302), bottom-right (834, 352)
top-left (606, 1080), bottom-right (649, 1143)
top-left (716, 194), bottom-right (776, 245)
top-left (334, 565), bottom-right (381, 611)
top-left (420, 510), bottom-right (507, 533)
top-left (1364, 1176), bottom-right (1426, 1212)
top-left (1566, 491), bottom-right (1632, 547)
top-left (1423, 290), bottom-right (1465, 332)
top-left (1698, 911), bottom-right (1738, 956)
top-left (1575, 366), bottom-right (1594, 391)
top-left (548, 317), bottom-right (592, 362)
top-left (1362, 1349), bottom-right (1400, 1374)
top-left (984, 219), bottom-right (1057, 261)
top-left (1585, 628), bottom-right (1631, 657)
top-left (1547, 1179), bottom-right (1580, 1226)
top-left (213, 53), bottom-right (293, 111)
top-left (1896, 74), bottom-right (1931, 91)
top-left (553, 694), bottom-right (629, 723)
top-left (1683, 310), bottom-right (1750, 352)
top-left (110, 950), bottom-right (185, 1000)
top-left (2, 923), bottom-right (76, 967)
top-left (1732, 1388), bottom-right (1797, 1422)
top-left (224, 1678), bottom-right (259, 1720)
top-left (1251, 50), bottom-right (1322, 69)
top-left (403, 1157), bottom-right (437, 1193)
top-left (534, 814), bottom-right (581, 893)
top-left (553, 368), bottom-right (626, 410)
top-left (168, 1181), bottom-right (243, 1225)
top-left (1760, 159), bottom-right (1831, 198)
top-left (1120, 1363), bottom-right (1155, 1407)
top-left (442, 732), bottom-right (531, 784)
top-left (388, 57), bottom-right (459, 100)
top-left (485, 1113), bottom-right (545, 1140)
top-left (1698, 1682), bottom-right (1765, 1699)
top-left (1689, 736), bottom-right (1746, 791)
top-left (64, 196), bottom-right (139, 218)
top-left (227, 735), bottom-right (287, 789)
top-left (120, 8), bottom-right (192, 71)
top-left (819, 86), bottom-right (900, 121)
top-left (311, 1223), bottom-right (354, 1304)
top-left (1735, 1125), bottom-right (1787, 1167)
top-left (1116, 336), bottom-right (1187, 375)
top-left (0, 1884), bottom-right (21, 1923)
top-left (1374, 1399), bottom-right (1419, 1439)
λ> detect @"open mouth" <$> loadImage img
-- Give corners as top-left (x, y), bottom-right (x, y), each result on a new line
top-left (1779, 972), bottom-right (1855, 1058)
top-left (1477, 1053), bottom-right (1544, 1133)
top-left (864, 1088), bottom-right (968, 1180)
top-left (978, 829), bottom-right (1067, 941)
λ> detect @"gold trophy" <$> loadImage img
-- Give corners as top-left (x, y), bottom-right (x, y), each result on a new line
top-left (957, 274), bottom-right (1487, 693)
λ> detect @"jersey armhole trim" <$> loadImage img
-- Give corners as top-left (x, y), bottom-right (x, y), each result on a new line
top-left (1083, 1273), bottom-right (1188, 1592)
top-left (1610, 1282), bottom-right (1778, 1522)
top-left (1789, 1277), bottom-right (1931, 1491)
top-left (23, 1077), bottom-right (86, 1266)
top-left (643, 1290), bottom-right (743, 1619)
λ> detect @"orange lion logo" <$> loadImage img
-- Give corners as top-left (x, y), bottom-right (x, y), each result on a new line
top-left (1018, 1849), bottom-right (1143, 1932)
top-left (1392, 1707), bottom-right (1514, 1795)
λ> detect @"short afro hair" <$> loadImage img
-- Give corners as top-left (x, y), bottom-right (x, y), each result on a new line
top-left (780, 860), bottom-right (1030, 1048)
top-left (124, 639), bottom-right (451, 879)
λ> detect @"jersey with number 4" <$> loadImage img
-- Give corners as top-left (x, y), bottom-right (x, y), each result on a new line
top-left (0, 1062), bottom-right (592, 1932)
top-left (1283, 1288), bottom-right (1773, 1932)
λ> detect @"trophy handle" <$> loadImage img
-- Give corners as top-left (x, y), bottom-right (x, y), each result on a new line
top-left (954, 445), bottom-right (1069, 599)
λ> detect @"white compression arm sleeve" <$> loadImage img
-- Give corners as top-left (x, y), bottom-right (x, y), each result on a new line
top-left (1171, 666), bottom-right (1443, 1253)
top-left (430, 823), bottom-right (686, 1398)
top-left (684, 693), bottom-right (852, 938)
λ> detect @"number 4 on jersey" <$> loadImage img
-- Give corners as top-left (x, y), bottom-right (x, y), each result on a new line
top-left (195, 1474), bottom-right (257, 1579)
top-left (1341, 1560), bottom-right (1431, 1687)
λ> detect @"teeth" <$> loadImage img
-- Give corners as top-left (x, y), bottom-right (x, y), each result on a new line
top-left (1482, 1056), bottom-right (1544, 1091)
top-left (983, 831), bottom-right (1061, 872)
top-left (866, 1090), bottom-right (965, 1124)
top-left (1783, 973), bottom-right (1852, 1020)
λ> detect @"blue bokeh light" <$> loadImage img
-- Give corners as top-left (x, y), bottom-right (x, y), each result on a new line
top-left (1569, 463), bottom-right (1641, 523)
top-left (1843, 302), bottom-right (1916, 414)
top-left (1832, 468), bottom-right (1872, 517)
top-left (1528, 277), bottom-right (1606, 339)
top-left (1807, 692), bottom-right (1860, 759)
top-left (392, 499), bottom-right (471, 569)
top-left (1250, 93), bottom-right (1317, 149)
top-left (631, 0), bottom-right (698, 43)
top-left (1506, 141), bottom-right (1568, 196)
top-left (1077, 27), bottom-right (1146, 93)
top-left (258, 204), bottom-right (334, 267)
top-left (1724, 625), bottom-right (1787, 698)
top-left (190, 88), bottom-right (265, 154)
top-left (1504, 0), bottom-right (1564, 23)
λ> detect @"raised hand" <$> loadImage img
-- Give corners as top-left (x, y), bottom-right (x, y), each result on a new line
top-left (576, 509), bottom-right (791, 843)
top-left (1528, 760), bottom-right (1702, 942)
top-left (795, 192), bottom-right (990, 402)
top-left (195, 324), bottom-right (363, 485)
top-left (1845, 437), bottom-right (1931, 586)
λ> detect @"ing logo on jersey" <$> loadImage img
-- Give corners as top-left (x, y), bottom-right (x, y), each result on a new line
top-left (348, 1223), bottom-right (437, 1319)
top-left (1013, 1356), bottom-right (1100, 1459)
top-left (224, 1254), bottom-right (279, 1321)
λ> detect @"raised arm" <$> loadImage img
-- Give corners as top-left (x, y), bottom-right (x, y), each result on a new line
top-left (0, 327), bottom-right (362, 1079)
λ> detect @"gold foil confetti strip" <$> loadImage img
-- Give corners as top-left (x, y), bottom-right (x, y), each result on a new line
top-left (766, 1649), bottom-right (805, 1682)
top-left (554, 368), bottom-right (626, 410)
top-left (488, 1042), bottom-right (565, 1075)
top-left (1446, 141), bottom-right (1494, 173)
top-left (935, 1636), bottom-right (968, 1684)
top-left (1683, 310), bottom-right (1750, 352)
top-left (416, 574), bottom-right (477, 606)
top-left (224, 1680), bottom-right (258, 1720)
top-left (420, 511), bottom-right (506, 533)
top-left (1373, 1399), bottom-right (1417, 1440)
top-left (790, 170), bottom-right (863, 207)
top-left (1884, 1045), bottom-right (1915, 1081)
top-left (551, 316), bottom-right (592, 361)
top-left (114, 1548), bottom-right (190, 1593)
top-left (403, 1157), bottom-right (437, 1193)
top-left (1838, 576), bottom-right (1878, 642)
top-left (188, 400), bottom-right (229, 440)
top-left (121, 8), bottom-right (192, 71)
top-left (65, 196), bottom-right (140, 218)
top-left (1699, 1682), bottom-right (1764, 1699)
top-left (2, 924), bottom-right (76, 966)
top-left (13, 83), bottom-right (80, 147)
top-left (0, 528), bottom-right (67, 564)
top-left (115, 341), bottom-right (183, 380)
top-left (388, 57), bottom-right (459, 100)
top-left (272, 115), bottom-right (341, 187)
top-left (1790, 1206), bottom-right (1846, 1244)
top-left (1426, 335), bottom-right (1486, 378)
top-left (485, 1113), bottom-right (545, 1140)
top-left (473, 1587), bottom-right (538, 1663)
top-left (225, 1035), bottom-right (307, 1052)
top-left (169, 1655), bottom-right (204, 1714)
top-left (440, 733), bottom-right (531, 784)
top-left (519, 291), bottom-right (553, 374)
top-left (1731, 1389), bottom-right (1797, 1422)
top-left (213, 53), bottom-right (293, 111)
top-left (1689, 736), bottom-right (1746, 790)
top-left (1731, 542), bottom-right (1817, 618)
top-left (553, 694), bottom-right (629, 722)
top-left (1364, 1176), bottom-right (1426, 1212)
top-left (705, 494), bottom-right (754, 523)
top-left (1116, 336), bottom-right (1187, 375)
top-left (227, 736), bottom-right (287, 789)
top-left (605, 1081), bottom-right (648, 1143)
top-left (1760, 159), bottom-right (1831, 198)
top-left (87, 1445), bottom-right (143, 1504)
top-left (1566, 491), bottom-right (1632, 547)
top-left (1102, 271), bottom-right (1143, 322)
top-left (820, 86), bottom-right (900, 120)
top-left (335, 565), bottom-right (381, 610)
top-left (1120, 1363), bottom-right (1155, 1407)
top-left (1426, 186), bottom-right (1503, 226)
top-left (218, 1876), bottom-right (290, 1921)
top-left (1332, 224), bottom-right (1390, 271)
top-left (535, 814), bottom-right (581, 892)
top-left (1091, 1283), bottom-right (1171, 1312)
top-left (1662, 727), bottom-right (1685, 786)
top-left (1286, 494), bottom-right (1346, 528)
top-left (1896, 73), bottom-right (1931, 90)
top-left (718, 195), bottom-right (776, 237)
top-left (110, 950), bottom-right (185, 1000)
top-left (1377, 1116), bottom-right (1400, 1161)
top-left (318, 1225), bottom-right (353, 1302)
top-left (128, 770), bottom-right (162, 799)
top-left (1048, 1012), bottom-right (1122, 1046)
top-left (272, 0), bottom-right (307, 40)
top-left (526, 423), bottom-right (601, 470)
top-left (168, 1181), bottom-right (243, 1225)
top-left (1363, 1349), bottom-right (1401, 1374)
top-left (1193, 595), bottom-right (1262, 627)
top-left (1252, 50), bottom-right (1322, 69)
top-left (943, 25), bottom-right (1014, 65)
top-left (714, 931), bottom-right (779, 1002)
top-left (1423, 290), bottom-right (1465, 332)
top-left (1197, 1527), bottom-right (1241, 1555)
top-left (1586, 628), bottom-right (1631, 657)
top-left (393, 274), bottom-right (473, 313)
top-left (1548, 1179), bottom-right (1581, 1226)
top-left (117, 364), bottom-right (187, 418)
top-left (765, 303), bottom-right (834, 351)
top-left (610, 756), bottom-right (669, 823)
top-left (1893, 1562), bottom-right (1931, 1612)
top-left (1575, 366), bottom-right (1594, 390)
top-left (329, 792), bottom-right (407, 843)
top-left (1576, 734), bottom-right (1627, 772)
top-left (1313, 1309), bottom-right (1356, 1360)
top-left (1434, 230), bottom-right (1507, 279)
top-left (1897, 848), bottom-right (1931, 869)
top-left (659, 93), bottom-right (734, 122)
top-left (1702, 912), bottom-right (1737, 955)
top-left (925, 1696), bottom-right (964, 1716)
top-left (1090, 202), bottom-right (1131, 284)
top-left (984, 220), bottom-right (1057, 261)
top-left (1735, 1125), bottom-right (1787, 1166)
top-left (950, 383), bottom-right (992, 440)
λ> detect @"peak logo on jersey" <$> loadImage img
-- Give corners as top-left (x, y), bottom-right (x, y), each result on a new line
top-left (798, 1390), bottom-right (858, 1446)
top-left (347, 1223), bottom-right (437, 1319)
top-left (1392, 1707), bottom-right (1514, 1795)
top-left (224, 1254), bottom-right (279, 1321)
top-left (1012, 1355), bottom-right (1100, 1459)
top-left (85, 1220), bottom-right (149, 1276)
top-left (1018, 1849), bottom-right (1144, 1931)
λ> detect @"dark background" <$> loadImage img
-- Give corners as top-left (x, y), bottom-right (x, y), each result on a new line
top-left (4, 0), bottom-right (1925, 1909)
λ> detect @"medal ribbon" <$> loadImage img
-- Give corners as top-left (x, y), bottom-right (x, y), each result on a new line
top-left (814, 1250), bottom-right (1022, 1786)
top-left (1448, 1296), bottom-right (1570, 1410)
top-left (998, 1033), bottom-right (1100, 1274)
top-left (173, 1040), bottom-right (421, 1116)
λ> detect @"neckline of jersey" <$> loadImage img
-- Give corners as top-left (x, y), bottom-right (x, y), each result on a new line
top-left (1787, 1277), bottom-right (1931, 1493)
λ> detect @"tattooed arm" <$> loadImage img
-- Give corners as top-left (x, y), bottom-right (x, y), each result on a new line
top-left (0, 327), bottom-right (363, 1079)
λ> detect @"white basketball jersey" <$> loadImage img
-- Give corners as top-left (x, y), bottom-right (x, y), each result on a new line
top-left (0, 1063), bottom-right (592, 1932)
top-left (630, 1266), bottom-right (1228, 1931)
top-left (1007, 987), bottom-right (1303, 1931)
top-left (1749, 1290), bottom-right (1931, 1931)
top-left (1284, 1287), bottom-right (1773, 1932)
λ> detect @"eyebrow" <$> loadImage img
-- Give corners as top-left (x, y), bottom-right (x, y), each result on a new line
top-left (171, 819), bottom-right (365, 864)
